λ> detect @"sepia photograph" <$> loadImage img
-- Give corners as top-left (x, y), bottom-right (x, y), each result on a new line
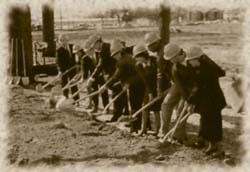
top-left (1, 0), bottom-right (250, 171)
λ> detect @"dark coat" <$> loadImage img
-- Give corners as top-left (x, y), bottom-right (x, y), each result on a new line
top-left (92, 42), bottom-right (117, 79)
top-left (157, 47), bottom-right (172, 93)
top-left (107, 54), bottom-right (144, 87)
top-left (187, 55), bottom-right (226, 111)
top-left (136, 56), bottom-right (162, 111)
top-left (56, 44), bottom-right (76, 72)
top-left (173, 55), bottom-right (226, 142)
top-left (79, 50), bottom-right (96, 80)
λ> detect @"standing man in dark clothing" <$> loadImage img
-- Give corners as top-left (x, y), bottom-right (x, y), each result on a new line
top-left (72, 44), bottom-right (96, 108)
top-left (161, 43), bottom-right (190, 142)
top-left (144, 33), bottom-right (173, 138)
top-left (56, 34), bottom-right (80, 103)
top-left (87, 36), bottom-right (129, 120)
top-left (144, 33), bottom-right (172, 94)
top-left (184, 46), bottom-right (226, 154)
top-left (86, 35), bottom-right (110, 113)
top-left (132, 44), bottom-right (161, 136)
top-left (99, 39), bottom-right (146, 132)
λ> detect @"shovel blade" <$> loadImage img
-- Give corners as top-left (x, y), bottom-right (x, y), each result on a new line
top-left (226, 84), bottom-right (244, 112)
top-left (13, 77), bottom-right (21, 85)
top-left (35, 83), bottom-right (44, 93)
top-left (51, 85), bottom-right (63, 96)
top-left (22, 77), bottom-right (30, 86)
top-left (56, 97), bottom-right (75, 112)
top-left (6, 76), bottom-right (13, 85)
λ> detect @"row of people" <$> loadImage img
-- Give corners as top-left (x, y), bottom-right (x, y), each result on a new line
top-left (56, 33), bottom-right (226, 154)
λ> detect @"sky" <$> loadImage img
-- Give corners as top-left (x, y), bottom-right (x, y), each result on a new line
top-left (5, 0), bottom-right (250, 21)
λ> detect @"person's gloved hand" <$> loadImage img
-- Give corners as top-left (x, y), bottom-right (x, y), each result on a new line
top-left (123, 84), bottom-right (129, 91)
top-left (184, 101), bottom-right (195, 113)
top-left (87, 77), bottom-right (95, 88)
top-left (57, 71), bottom-right (62, 79)
top-left (99, 85), bottom-right (107, 94)
top-left (148, 93), bottom-right (154, 102)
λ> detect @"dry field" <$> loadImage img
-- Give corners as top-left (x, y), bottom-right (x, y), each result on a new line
top-left (8, 23), bottom-right (245, 168)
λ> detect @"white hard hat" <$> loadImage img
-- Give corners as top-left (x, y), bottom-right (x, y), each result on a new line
top-left (58, 34), bottom-right (68, 44)
top-left (110, 39), bottom-right (124, 57)
top-left (186, 46), bottom-right (204, 60)
top-left (83, 39), bottom-right (91, 52)
top-left (144, 33), bottom-right (160, 47)
top-left (87, 35), bottom-right (102, 49)
top-left (72, 44), bottom-right (82, 53)
top-left (133, 44), bottom-right (147, 57)
top-left (163, 43), bottom-right (181, 60)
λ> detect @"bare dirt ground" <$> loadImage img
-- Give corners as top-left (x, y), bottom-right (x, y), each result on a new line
top-left (7, 23), bottom-right (245, 168)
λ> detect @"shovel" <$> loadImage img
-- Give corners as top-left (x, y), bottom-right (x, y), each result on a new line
top-left (130, 89), bottom-right (168, 121)
top-left (57, 89), bottom-right (101, 112)
top-left (51, 72), bottom-right (82, 96)
top-left (7, 38), bottom-right (14, 85)
top-left (21, 39), bottom-right (29, 86)
top-left (55, 96), bottom-right (75, 112)
top-left (13, 39), bottom-right (21, 85)
top-left (159, 112), bottom-right (191, 143)
top-left (102, 89), bottom-right (126, 114)
top-left (68, 78), bottom-right (89, 99)
top-left (35, 64), bottom-right (78, 93)
top-left (159, 104), bottom-right (193, 143)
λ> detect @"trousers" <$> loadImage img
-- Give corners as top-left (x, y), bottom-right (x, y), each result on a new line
top-left (61, 69), bottom-right (80, 101)
top-left (160, 84), bottom-right (181, 135)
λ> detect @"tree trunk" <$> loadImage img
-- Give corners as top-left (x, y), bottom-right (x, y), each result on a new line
top-left (42, 2), bottom-right (55, 57)
top-left (8, 4), bottom-right (33, 82)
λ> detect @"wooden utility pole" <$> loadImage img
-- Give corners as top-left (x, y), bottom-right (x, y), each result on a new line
top-left (159, 4), bottom-right (170, 46)
top-left (158, 4), bottom-right (171, 92)
top-left (8, 4), bottom-right (33, 82)
top-left (42, 1), bottom-right (55, 57)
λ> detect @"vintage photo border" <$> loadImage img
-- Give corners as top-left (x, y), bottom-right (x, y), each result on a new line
top-left (0, 0), bottom-right (249, 171)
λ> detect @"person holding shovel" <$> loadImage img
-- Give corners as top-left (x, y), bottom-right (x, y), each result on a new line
top-left (87, 36), bottom-right (129, 121)
top-left (85, 35), bottom-right (110, 113)
top-left (144, 33), bottom-right (173, 138)
top-left (72, 43), bottom-right (96, 109)
top-left (97, 39), bottom-right (133, 123)
top-left (183, 46), bottom-right (226, 154)
top-left (56, 34), bottom-right (80, 104)
top-left (132, 44), bottom-right (161, 136)
top-left (161, 43), bottom-right (191, 143)
top-left (99, 39), bottom-right (146, 132)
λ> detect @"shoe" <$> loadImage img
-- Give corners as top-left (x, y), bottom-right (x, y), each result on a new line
top-left (130, 126), bottom-right (139, 134)
top-left (124, 122), bottom-right (131, 127)
top-left (204, 142), bottom-right (218, 155)
top-left (74, 102), bottom-right (80, 107)
top-left (86, 104), bottom-right (92, 109)
top-left (90, 107), bottom-right (98, 113)
top-left (105, 108), bottom-right (110, 114)
top-left (138, 130), bottom-right (147, 137)
top-left (192, 141), bottom-right (205, 149)
top-left (157, 133), bottom-right (164, 139)
top-left (192, 139), bottom-right (205, 149)
top-left (108, 116), bottom-right (118, 123)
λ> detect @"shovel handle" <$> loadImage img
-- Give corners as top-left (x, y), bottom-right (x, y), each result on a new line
top-left (62, 72), bottom-right (81, 90)
top-left (9, 38), bottom-right (14, 75)
top-left (21, 39), bottom-right (27, 76)
top-left (61, 64), bottom-right (79, 77)
top-left (131, 89), bottom-right (169, 119)
top-left (169, 102), bottom-right (188, 138)
top-left (74, 89), bottom-right (100, 104)
top-left (15, 39), bottom-right (19, 76)
top-left (103, 89), bottom-right (126, 113)
top-left (161, 107), bottom-right (192, 143)
top-left (42, 65), bottom-right (79, 89)
top-left (70, 83), bottom-right (87, 98)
